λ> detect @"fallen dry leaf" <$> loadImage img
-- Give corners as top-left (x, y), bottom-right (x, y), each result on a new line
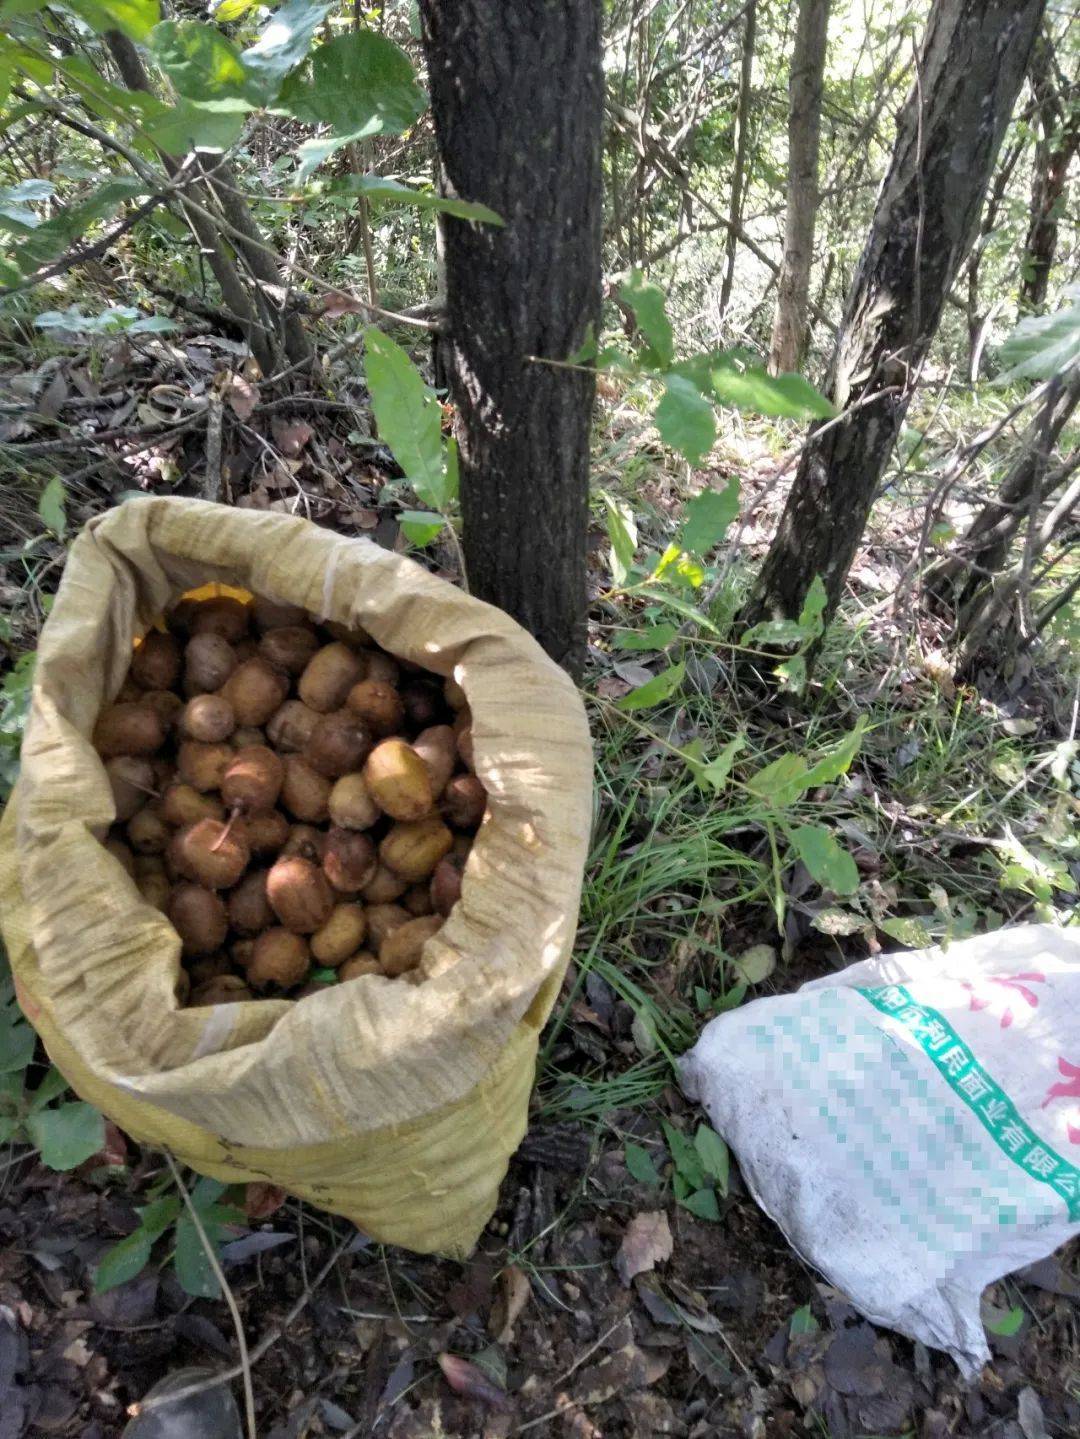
top-left (614, 1210), bottom-right (673, 1287)
top-left (244, 1182), bottom-right (287, 1220)
top-left (225, 371), bottom-right (259, 422)
top-left (490, 1265), bottom-right (531, 1345)
top-left (437, 1353), bottom-right (511, 1413)
top-left (271, 416), bottom-right (314, 457)
top-left (319, 290), bottom-right (367, 320)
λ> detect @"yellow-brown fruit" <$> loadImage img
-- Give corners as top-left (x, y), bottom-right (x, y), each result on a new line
top-left (137, 869), bottom-right (171, 911)
top-left (365, 903), bottom-right (411, 951)
top-left (105, 756), bottom-right (156, 822)
top-left (180, 694), bottom-right (235, 744)
top-left (228, 870), bottom-right (273, 935)
top-left (190, 596), bottom-right (250, 642)
top-left (230, 939), bottom-right (255, 970)
top-left (231, 726), bottom-right (265, 749)
top-left (310, 904), bottom-right (367, 966)
top-left (184, 633), bottom-right (237, 695)
top-left (360, 864), bottom-right (409, 904)
top-left (134, 852), bottom-right (165, 880)
top-left (380, 815), bottom-right (453, 882)
top-left (127, 806), bottom-right (170, 855)
top-left (248, 929), bottom-right (310, 991)
top-left (190, 974), bottom-right (251, 1006)
top-left (346, 679), bottom-right (404, 738)
top-left (131, 630), bottom-right (181, 690)
top-left (236, 809), bottom-right (290, 855)
top-left (168, 884), bottom-right (228, 955)
top-left (93, 703), bottom-right (165, 759)
top-left (400, 681), bottom-right (441, 730)
top-left (364, 651), bottom-right (399, 687)
top-left (219, 657), bottom-right (290, 728)
top-left (141, 689), bottom-right (184, 734)
top-left (453, 709), bottom-right (475, 771)
top-left (402, 884), bottom-right (434, 917)
top-left (169, 818), bottom-right (250, 889)
top-left (327, 772), bottom-right (380, 831)
top-left (266, 856), bottom-right (334, 933)
top-left (177, 740), bottom-right (233, 793)
top-left (298, 643), bottom-right (363, 714)
top-left (304, 711), bottom-right (372, 779)
top-left (411, 726), bottom-right (457, 798)
top-left (187, 951), bottom-right (231, 985)
top-left (281, 824), bottom-right (325, 862)
top-left (322, 827), bottom-right (377, 894)
top-left (444, 677), bottom-right (467, 710)
top-left (266, 699), bottom-right (320, 753)
top-left (363, 738), bottom-right (433, 821)
top-left (103, 837), bottom-right (136, 876)
top-left (222, 745), bottom-right (284, 812)
top-left (430, 854), bottom-right (464, 917)
top-left (161, 783), bottom-right (226, 828)
top-left (280, 756), bottom-right (331, 822)
top-left (259, 625), bottom-right (319, 675)
top-left (443, 774), bottom-right (487, 830)
top-left (338, 953), bottom-right (381, 982)
top-left (380, 915), bottom-right (442, 977)
top-left (253, 596), bottom-right (307, 632)
top-left (324, 619), bottom-right (372, 647)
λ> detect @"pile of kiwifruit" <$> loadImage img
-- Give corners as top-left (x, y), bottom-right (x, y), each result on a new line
top-left (93, 593), bottom-right (483, 1006)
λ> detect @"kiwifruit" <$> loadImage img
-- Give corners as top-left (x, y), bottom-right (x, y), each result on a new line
top-left (411, 726), bottom-right (457, 798)
top-left (259, 625), bottom-right (319, 676)
top-left (402, 884), bottom-right (435, 917)
top-left (103, 836), bottom-right (136, 876)
top-left (190, 974), bottom-right (251, 1006)
top-left (93, 703), bottom-right (165, 759)
top-left (141, 689), bottom-right (184, 734)
top-left (168, 884), bottom-right (228, 955)
top-left (127, 806), bottom-right (170, 855)
top-left (183, 634), bottom-right (237, 695)
top-left (219, 657), bottom-right (290, 728)
top-left (190, 596), bottom-right (250, 642)
top-left (228, 870), bottom-right (273, 935)
top-left (222, 745), bottom-right (284, 812)
top-left (363, 738), bottom-right (433, 821)
top-left (360, 863), bottom-right (409, 904)
top-left (266, 856), bottom-right (334, 933)
top-left (451, 833), bottom-right (473, 863)
top-left (131, 630), bottom-right (182, 691)
top-left (280, 756), bottom-right (331, 822)
top-left (161, 783), bottom-right (226, 828)
top-left (230, 939), bottom-right (255, 970)
top-left (310, 903), bottom-right (367, 965)
top-left (322, 827), bottom-right (377, 893)
top-left (444, 677), bottom-right (467, 710)
top-left (169, 818), bottom-right (250, 889)
top-left (379, 815), bottom-right (453, 882)
top-left (235, 809), bottom-right (290, 855)
top-left (364, 652), bottom-right (399, 687)
top-left (180, 694), bottom-right (236, 744)
top-left (443, 774), bottom-right (487, 830)
top-left (231, 726), bottom-right (266, 749)
top-left (253, 596), bottom-right (308, 632)
top-left (187, 951), bottom-right (231, 985)
top-left (151, 757), bottom-right (177, 790)
top-left (338, 953), bottom-right (381, 981)
top-left (247, 930), bottom-right (310, 991)
top-left (266, 699), bottom-right (320, 753)
top-left (137, 869), bottom-right (171, 911)
top-left (105, 756), bottom-right (156, 822)
top-left (327, 772), bottom-right (380, 831)
top-left (166, 598), bottom-right (198, 636)
top-left (365, 903), bottom-right (411, 951)
top-left (281, 824), bottom-right (325, 862)
top-left (298, 643), bottom-right (363, 713)
top-left (134, 852), bottom-right (166, 880)
top-left (400, 681), bottom-right (442, 730)
top-left (304, 711), bottom-right (372, 779)
top-left (324, 620), bottom-right (372, 647)
top-left (453, 709), bottom-right (475, 771)
top-left (430, 855), bottom-right (464, 917)
top-left (346, 679), bottom-right (404, 737)
top-left (177, 740), bottom-right (233, 793)
top-left (380, 914), bottom-right (442, 977)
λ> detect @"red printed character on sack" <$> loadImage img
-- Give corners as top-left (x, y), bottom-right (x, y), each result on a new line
top-left (1042, 1057), bottom-right (1080, 1145)
top-left (960, 972), bottom-right (1045, 1029)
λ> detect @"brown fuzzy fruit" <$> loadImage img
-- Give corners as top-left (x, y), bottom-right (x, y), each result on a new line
top-left (444, 677), bottom-right (467, 710)
top-left (169, 818), bottom-right (250, 889)
top-left (222, 745), bottom-right (284, 812)
top-left (412, 726), bottom-right (457, 798)
top-left (184, 633), bottom-right (237, 695)
top-left (298, 643), bottom-right (364, 713)
top-left (360, 864), bottom-right (409, 904)
top-left (127, 807), bottom-right (170, 855)
top-left (247, 930), bottom-right (310, 991)
top-left (137, 869), bottom-right (171, 911)
top-left (453, 709), bottom-right (475, 771)
top-left (219, 658), bottom-right (290, 728)
top-left (253, 596), bottom-right (307, 632)
top-left (324, 620), bottom-right (372, 647)
top-left (141, 690), bottom-right (184, 734)
top-left (259, 625), bottom-right (320, 676)
top-left (338, 953), bottom-right (381, 981)
top-left (443, 774), bottom-right (487, 830)
top-left (180, 694), bottom-right (236, 743)
top-left (327, 772), bottom-right (380, 831)
top-left (231, 726), bottom-right (265, 749)
top-left (161, 783), bottom-right (225, 828)
top-left (280, 756), bottom-right (331, 822)
top-left (400, 682), bottom-right (442, 730)
top-left (104, 837), bottom-right (136, 876)
top-left (177, 741), bottom-right (233, 793)
top-left (365, 903), bottom-right (411, 951)
top-left (115, 678), bottom-right (143, 703)
top-left (168, 884), bottom-right (228, 956)
top-left (230, 939), bottom-right (255, 970)
top-left (310, 904), bottom-right (367, 966)
top-left (266, 856), bottom-right (334, 933)
top-left (363, 739), bottom-right (433, 821)
top-left (430, 855), bottom-right (465, 917)
top-left (266, 699), bottom-right (320, 753)
top-left (131, 631), bottom-right (181, 691)
top-left (380, 815), bottom-right (453, 882)
top-left (190, 596), bottom-right (250, 642)
top-left (93, 703), bottom-right (165, 759)
top-left (402, 884), bottom-right (434, 917)
top-left (105, 756), bottom-right (156, 822)
top-left (380, 915), bottom-right (442, 977)
top-left (190, 974), bottom-right (251, 1006)
top-left (346, 679), bottom-right (404, 738)
top-left (364, 652), bottom-right (399, 687)
top-left (281, 824), bottom-right (325, 862)
top-left (304, 711), bottom-right (372, 779)
top-left (322, 827), bottom-right (377, 894)
top-left (236, 809), bottom-right (290, 855)
top-left (228, 870), bottom-right (273, 935)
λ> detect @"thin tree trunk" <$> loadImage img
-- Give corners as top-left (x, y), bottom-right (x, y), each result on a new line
top-left (419, 0), bottom-right (603, 678)
top-left (743, 0), bottom-right (1046, 654)
top-left (1019, 33), bottom-right (1080, 314)
top-left (769, 0), bottom-right (830, 374)
top-left (718, 0), bottom-right (757, 318)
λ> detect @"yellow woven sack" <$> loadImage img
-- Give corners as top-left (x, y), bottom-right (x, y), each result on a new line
top-left (0, 498), bottom-right (592, 1256)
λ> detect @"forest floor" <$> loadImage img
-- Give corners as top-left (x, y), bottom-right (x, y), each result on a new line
top-left (0, 326), bottom-right (1078, 1438)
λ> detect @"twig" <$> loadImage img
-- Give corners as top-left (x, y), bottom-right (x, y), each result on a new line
top-left (0, 192), bottom-right (167, 297)
top-left (204, 392), bottom-right (224, 503)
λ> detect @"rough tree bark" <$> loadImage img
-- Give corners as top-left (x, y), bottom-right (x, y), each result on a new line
top-left (1019, 32), bottom-right (1079, 314)
top-left (419, 0), bottom-right (604, 678)
top-left (718, 0), bottom-right (757, 318)
top-left (744, 0), bottom-right (1046, 650)
top-left (768, 0), bottom-right (831, 374)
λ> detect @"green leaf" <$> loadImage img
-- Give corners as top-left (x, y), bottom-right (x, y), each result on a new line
top-left (624, 1142), bottom-right (661, 1188)
top-left (150, 21), bottom-right (260, 105)
top-left (996, 286), bottom-right (1080, 384)
top-left (0, 179), bottom-right (53, 232)
top-left (308, 966), bottom-right (338, 985)
top-left (797, 575), bottom-right (828, 637)
top-left (25, 1101), bottom-right (105, 1170)
top-left (745, 752), bottom-right (810, 808)
top-left (662, 1119), bottom-right (705, 1189)
top-left (138, 1193), bottom-right (181, 1240)
top-left (26, 1066), bottom-right (70, 1113)
top-left (0, 1007), bottom-right (35, 1074)
top-left (65, 0), bottom-right (160, 41)
top-left (774, 655), bottom-right (806, 693)
top-left (14, 179), bottom-right (146, 272)
top-left (241, 0), bottom-right (330, 98)
top-left (679, 1186), bottom-right (721, 1221)
top-left (983, 1302), bottom-right (1025, 1337)
top-left (788, 825), bottom-right (859, 896)
top-left (655, 375), bottom-right (715, 466)
top-left (679, 480), bottom-right (739, 557)
top-left (603, 494), bottom-right (637, 586)
top-left (333, 175), bottom-right (502, 225)
top-left (399, 510), bottom-right (443, 547)
top-left (685, 732), bottom-right (745, 793)
top-left (174, 1210), bottom-right (221, 1297)
top-left (733, 944), bottom-right (776, 984)
top-left (146, 99), bottom-right (247, 156)
top-left (212, 0), bottom-right (259, 18)
top-left (619, 269), bottom-right (673, 367)
top-left (364, 328), bottom-right (448, 508)
top-left (742, 618), bottom-right (808, 647)
top-left (877, 916), bottom-right (934, 948)
top-left (38, 476), bottom-right (66, 538)
top-left (713, 980), bottom-right (747, 1013)
top-left (614, 623), bottom-right (677, 652)
top-left (615, 659), bottom-right (685, 711)
top-left (277, 31), bottom-right (424, 137)
top-left (95, 1230), bottom-right (153, 1292)
top-left (789, 1304), bottom-right (819, 1337)
top-left (693, 1125), bottom-right (729, 1194)
top-left (711, 360), bottom-right (835, 419)
top-left (811, 907), bottom-right (866, 937)
top-left (803, 717), bottom-right (866, 787)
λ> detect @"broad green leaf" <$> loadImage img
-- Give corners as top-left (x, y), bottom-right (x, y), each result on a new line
top-left (619, 269), bottom-right (673, 367)
top-left (686, 733), bottom-right (745, 794)
top-left (614, 623), bottom-right (677, 651)
top-left (878, 916), bottom-right (934, 948)
top-left (138, 1193), bottom-right (182, 1239)
top-left (308, 966), bottom-right (338, 985)
top-left (624, 1142), bottom-right (661, 1188)
top-left (65, 0), bottom-right (160, 41)
top-left (0, 1008), bottom-right (35, 1074)
top-left (655, 375), bottom-right (715, 466)
top-left (733, 944), bottom-right (776, 984)
top-left (774, 655), bottom-right (806, 693)
top-left (713, 980), bottom-right (747, 1013)
top-left (277, 31), bottom-right (424, 136)
top-left (399, 510), bottom-right (443, 546)
top-left (174, 1210), bottom-right (221, 1297)
top-left (711, 360), bottom-right (835, 419)
top-left (983, 1303), bottom-right (1025, 1337)
top-left (679, 1186), bottom-right (721, 1221)
top-left (333, 175), bottom-right (502, 226)
top-left (14, 179), bottom-right (146, 272)
top-left (146, 99), bottom-right (247, 155)
top-left (0, 179), bottom-right (52, 232)
top-left (679, 480), bottom-right (739, 557)
top-left (95, 1230), bottom-right (153, 1292)
top-left (38, 477), bottom-right (66, 538)
top-left (797, 575), bottom-right (828, 637)
top-left (745, 752), bottom-right (809, 808)
top-left (364, 327), bottom-right (447, 508)
top-left (662, 1119), bottom-right (706, 1189)
top-left (212, 0), bottom-right (259, 18)
top-left (811, 907), bottom-right (866, 937)
top-left (25, 1102), bottom-right (105, 1170)
top-left (293, 134), bottom-right (355, 181)
top-left (26, 1067), bottom-right (70, 1113)
top-left (790, 1305), bottom-right (819, 1336)
top-left (241, 0), bottom-right (330, 97)
top-left (803, 717), bottom-right (866, 787)
top-left (652, 541), bottom-right (703, 587)
top-left (615, 659), bottom-right (685, 711)
top-left (997, 286), bottom-right (1080, 384)
top-left (150, 21), bottom-right (260, 105)
top-left (742, 618), bottom-right (808, 647)
top-left (788, 825), bottom-right (859, 896)
top-left (603, 494), bottom-right (637, 586)
top-left (693, 1125), bottom-right (729, 1194)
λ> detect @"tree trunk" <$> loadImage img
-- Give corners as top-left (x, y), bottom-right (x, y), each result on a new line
top-left (1019, 33), bottom-right (1080, 314)
top-left (718, 0), bottom-right (757, 318)
top-left (768, 0), bottom-right (830, 374)
top-left (744, 0), bottom-right (1045, 650)
top-left (419, 0), bottom-right (604, 678)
